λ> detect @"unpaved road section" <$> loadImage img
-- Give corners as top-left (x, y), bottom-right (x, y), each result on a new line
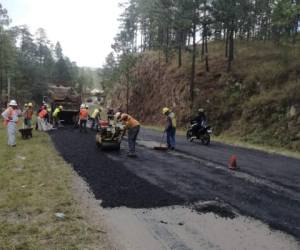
top-left (50, 127), bottom-right (300, 249)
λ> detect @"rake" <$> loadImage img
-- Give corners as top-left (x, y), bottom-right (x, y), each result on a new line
top-left (153, 131), bottom-right (168, 151)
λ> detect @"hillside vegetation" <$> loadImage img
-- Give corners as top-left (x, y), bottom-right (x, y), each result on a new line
top-left (110, 41), bottom-right (300, 151)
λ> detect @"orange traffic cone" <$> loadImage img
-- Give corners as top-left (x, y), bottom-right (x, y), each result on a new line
top-left (229, 155), bottom-right (238, 170)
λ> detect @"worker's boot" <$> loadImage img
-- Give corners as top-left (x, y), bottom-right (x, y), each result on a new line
top-left (127, 152), bottom-right (137, 158)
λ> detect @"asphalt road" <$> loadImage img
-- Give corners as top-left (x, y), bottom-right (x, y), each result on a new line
top-left (49, 127), bottom-right (300, 241)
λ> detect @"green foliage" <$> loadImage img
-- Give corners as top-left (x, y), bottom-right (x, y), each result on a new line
top-left (0, 4), bottom-right (96, 106)
top-left (272, 0), bottom-right (300, 41)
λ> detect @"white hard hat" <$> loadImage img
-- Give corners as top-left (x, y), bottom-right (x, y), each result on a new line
top-left (80, 104), bottom-right (85, 108)
top-left (115, 112), bottom-right (121, 120)
top-left (9, 100), bottom-right (17, 106)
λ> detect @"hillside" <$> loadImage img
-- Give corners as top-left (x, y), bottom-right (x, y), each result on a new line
top-left (110, 41), bottom-right (300, 151)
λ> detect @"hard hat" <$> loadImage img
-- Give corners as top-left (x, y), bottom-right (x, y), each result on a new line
top-left (59, 105), bottom-right (63, 109)
top-left (94, 108), bottom-right (99, 113)
top-left (198, 108), bottom-right (204, 113)
top-left (80, 104), bottom-right (85, 108)
top-left (9, 100), bottom-right (17, 106)
top-left (115, 112), bottom-right (121, 120)
top-left (24, 103), bottom-right (28, 107)
top-left (28, 103), bottom-right (33, 107)
top-left (162, 107), bottom-right (170, 114)
top-left (120, 113), bottom-right (128, 121)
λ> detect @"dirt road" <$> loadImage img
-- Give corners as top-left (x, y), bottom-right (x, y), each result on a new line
top-left (50, 127), bottom-right (300, 249)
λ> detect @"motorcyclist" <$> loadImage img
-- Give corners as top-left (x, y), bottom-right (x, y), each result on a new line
top-left (191, 108), bottom-right (207, 137)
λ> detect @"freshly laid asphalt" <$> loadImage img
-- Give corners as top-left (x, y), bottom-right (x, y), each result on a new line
top-left (49, 127), bottom-right (300, 239)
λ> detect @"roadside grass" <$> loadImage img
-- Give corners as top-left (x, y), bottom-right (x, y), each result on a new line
top-left (143, 125), bottom-right (300, 159)
top-left (0, 121), bottom-right (106, 249)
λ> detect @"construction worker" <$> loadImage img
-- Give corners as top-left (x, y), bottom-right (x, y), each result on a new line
top-left (114, 111), bottom-right (122, 122)
top-left (79, 104), bottom-right (88, 133)
top-left (37, 106), bottom-right (48, 131)
top-left (53, 105), bottom-right (63, 128)
top-left (1, 100), bottom-right (19, 147)
top-left (23, 103), bottom-right (28, 127)
top-left (162, 107), bottom-right (176, 150)
top-left (36, 104), bottom-right (45, 130)
top-left (24, 103), bottom-right (34, 128)
top-left (46, 105), bottom-right (52, 123)
top-left (90, 108), bottom-right (101, 131)
top-left (107, 108), bottom-right (114, 120)
top-left (120, 113), bottom-right (140, 157)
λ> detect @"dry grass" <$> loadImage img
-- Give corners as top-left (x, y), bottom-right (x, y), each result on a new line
top-left (0, 120), bottom-right (108, 249)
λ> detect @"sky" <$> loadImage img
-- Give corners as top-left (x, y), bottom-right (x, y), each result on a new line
top-left (1, 0), bottom-right (125, 68)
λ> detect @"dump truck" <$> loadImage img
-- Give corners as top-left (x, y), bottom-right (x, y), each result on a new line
top-left (44, 84), bottom-right (81, 124)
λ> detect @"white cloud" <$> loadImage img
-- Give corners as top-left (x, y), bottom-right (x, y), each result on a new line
top-left (2, 0), bottom-right (125, 67)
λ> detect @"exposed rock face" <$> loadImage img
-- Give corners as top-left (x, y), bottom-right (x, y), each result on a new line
top-left (109, 52), bottom-right (300, 151)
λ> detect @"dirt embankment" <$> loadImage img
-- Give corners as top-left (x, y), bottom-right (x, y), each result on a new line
top-left (110, 43), bottom-right (300, 151)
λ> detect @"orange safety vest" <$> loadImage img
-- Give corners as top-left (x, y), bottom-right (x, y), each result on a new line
top-left (124, 115), bottom-right (140, 129)
top-left (25, 109), bottom-right (33, 119)
top-left (80, 108), bottom-right (88, 120)
top-left (39, 109), bottom-right (47, 118)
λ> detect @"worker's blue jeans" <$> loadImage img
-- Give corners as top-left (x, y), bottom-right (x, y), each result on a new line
top-left (166, 127), bottom-right (176, 148)
top-left (128, 125), bottom-right (140, 153)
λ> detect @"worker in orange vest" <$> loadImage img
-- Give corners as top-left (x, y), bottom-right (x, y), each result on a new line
top-left (120, 113), bottom-right (140, 157)
top-left (79, 104), bottom-right (89, 133)
top-left (37, 106), bottom-right (48, 131)
top-left (1, 100), bottom-right (20, 147)
top-left (23, 102), bottom-right (34, 128)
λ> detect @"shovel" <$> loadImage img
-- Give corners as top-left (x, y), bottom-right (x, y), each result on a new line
top-left (153, 131), bottom-right (168, 151)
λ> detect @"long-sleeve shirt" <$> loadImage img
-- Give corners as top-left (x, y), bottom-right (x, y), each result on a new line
top-left (2, 107), bottom-right (19, 124)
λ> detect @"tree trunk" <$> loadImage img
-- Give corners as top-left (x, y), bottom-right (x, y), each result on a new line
top-left (227, 26), bottom-right (234, 72)
top-left (201, 28), bottom-right (205, 60)
top-left (225, 28), bottom-right (229, 58)
top-left (126, 72), bottom-right (129, 114)
top-left (178, 42), bottom-right (182, 68)
top-left (190, 22), bottom-right (197, 112)
top-left (165, 26), bottom-right (169, 64)
top-left (205, 32), bottom-right (209, 72)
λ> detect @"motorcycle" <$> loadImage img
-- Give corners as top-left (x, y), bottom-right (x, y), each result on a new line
top-left (186, 121), bottom-right (212, 145)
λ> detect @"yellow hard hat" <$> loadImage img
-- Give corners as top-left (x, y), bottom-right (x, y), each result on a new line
top-left (162, 107), bottom-right (170, 115)
top-left (28, 103), bottom-right (33, 107)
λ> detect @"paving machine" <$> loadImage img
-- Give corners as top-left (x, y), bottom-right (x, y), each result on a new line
top-left (96, 120), bottom-right (125, 150)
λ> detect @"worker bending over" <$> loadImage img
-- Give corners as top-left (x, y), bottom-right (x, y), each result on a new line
top-left (1, 100), bottom-right (20, 147)
top-left (79, 104), bottom-right (88, 133)
top-left (120, 113), bottom-right (140, 157)
top-left (37, 106), bottom-right (48, 131)
top-left (162, 107), bottom-right (176, 150)
top-left (91, 108), bottom-right (101, 131)
top-left (53, 106), bottom-right (63, 128)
